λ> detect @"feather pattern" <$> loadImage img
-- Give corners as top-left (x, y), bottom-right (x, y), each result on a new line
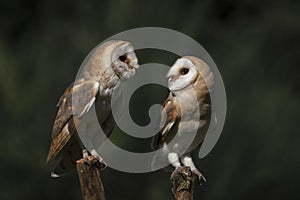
top-left (46, 40), bottom-right (139, 176)
top-left (47, 81), bottom-right (99, 162)
top-left (151, 56), bottom-right (214, 176)
top-left (153, 92), bottom-right (180, 148)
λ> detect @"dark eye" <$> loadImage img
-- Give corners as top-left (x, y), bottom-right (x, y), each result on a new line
top-left (119, 55), bottom-right (127, 62)
top-left (180, 67), bottom-right (189, 75)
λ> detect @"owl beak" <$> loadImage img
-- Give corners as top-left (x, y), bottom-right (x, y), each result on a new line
top-left (127, 58), bottom-right (139, 69)
top-left (168, 75), bottom-right (174, 85)
top-left (168, 75), bottom-right (175, 83)
top-left (125, 57), bottom-right (131, 65)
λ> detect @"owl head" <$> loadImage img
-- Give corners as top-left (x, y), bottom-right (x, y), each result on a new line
top-left (167, 56), bottom-right (214, 93)
top-left (79, 40), bottom-right (139, 82)
top-left (110, 41), bottom-right (139, 79)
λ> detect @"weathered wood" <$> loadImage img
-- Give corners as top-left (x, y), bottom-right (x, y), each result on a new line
top-left (76, 156), bottom-right (106, 200)
top-left (170, 166), bottom-right (198, 200)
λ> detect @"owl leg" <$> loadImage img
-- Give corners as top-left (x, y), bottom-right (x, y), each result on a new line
top-left (167, 152), bottom-right (181, 168)
top-left (181, 155), bottom-right (206, 184)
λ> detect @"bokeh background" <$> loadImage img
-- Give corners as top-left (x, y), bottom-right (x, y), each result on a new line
top-left (0, 0), bottom-right (299, 199)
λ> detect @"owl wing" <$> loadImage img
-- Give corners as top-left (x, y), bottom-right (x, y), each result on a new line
top-left (47, 80), bottom-right (100, 162)
top-left (152, 92), bottom-right (180, 149)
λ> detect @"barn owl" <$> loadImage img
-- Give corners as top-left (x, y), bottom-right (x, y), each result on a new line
top-left (152, 56), bottom-right (214, 183)
top-left (47, 40), bottom-right (139, 177)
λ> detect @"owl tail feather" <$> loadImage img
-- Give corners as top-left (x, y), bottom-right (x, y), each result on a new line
top-left (48, 137), bottom-right (82, 178)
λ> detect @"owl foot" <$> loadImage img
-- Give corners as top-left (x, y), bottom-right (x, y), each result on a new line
top-left (90, 149), bottom-right (107, 170)
top-left (81, 149), bottom-right (107, 169)
top-left (192, 169), bottom-right (206, 185)
top-left (82, 149), bottom-right (89, 158)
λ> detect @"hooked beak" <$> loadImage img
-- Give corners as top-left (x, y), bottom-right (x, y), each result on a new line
top-left (167, 74), bottom-right (176, 84)
top-left (127, 58), bottom-right (139, 69)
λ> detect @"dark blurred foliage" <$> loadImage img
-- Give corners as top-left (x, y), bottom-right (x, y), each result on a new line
top-left (0, 0), bottom-right (299, 199)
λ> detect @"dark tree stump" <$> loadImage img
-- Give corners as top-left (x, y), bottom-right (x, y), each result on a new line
top-left (170, 166), bottom-right (198, 200)
top-left (76, 156), bottom-right (106, 200)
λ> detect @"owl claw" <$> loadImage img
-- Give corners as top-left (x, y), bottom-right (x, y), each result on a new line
top-left (81, 149), bottom-right (107, 170)
top-left (94, 155), bottom-right (108, 170)
top-left (90, 150), bottom-right (107, 170)
top-left (192, 169), bottom-right (206, 185)
top-left (82, 149), bottom-right (89, 158)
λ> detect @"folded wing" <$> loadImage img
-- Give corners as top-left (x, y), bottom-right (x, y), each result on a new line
top-left (47, 81), bottom-right (100, 163)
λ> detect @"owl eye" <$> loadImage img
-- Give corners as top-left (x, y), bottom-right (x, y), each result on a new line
top-left (180, 67), bottom-right (189, 75)
top-left (119, 55), bottom-right (127, 62)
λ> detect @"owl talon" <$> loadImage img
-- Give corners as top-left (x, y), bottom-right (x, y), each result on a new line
top-left (95, 157), bottom-right (108, 170)
top-left (82, 149), bottom-right (89, 158)
top-left (91, 157), bottom-right (107, 170)
top-left (192, 169), bottom-right (206, 185)
top-left (90, 150), bottom-right (107, 170)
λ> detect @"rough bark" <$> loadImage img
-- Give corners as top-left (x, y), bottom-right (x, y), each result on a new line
top-left (76, 156), bottom-right (106, 200)
top-left (170, 166), bottom-right (198, 200)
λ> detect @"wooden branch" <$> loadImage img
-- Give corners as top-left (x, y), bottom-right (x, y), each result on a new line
top-left (76, 156), bottom-right (106, 200)
top-left (170, 166), bottom-right (198, 200)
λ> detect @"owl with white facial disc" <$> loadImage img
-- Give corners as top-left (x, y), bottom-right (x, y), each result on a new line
top-left (47, 40), bottom-right (139, 177)
top-left (152, 56), bottom-right (214, 183)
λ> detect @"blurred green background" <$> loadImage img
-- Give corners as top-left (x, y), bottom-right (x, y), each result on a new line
top-left (0, 0), bottom-right (299, 199)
